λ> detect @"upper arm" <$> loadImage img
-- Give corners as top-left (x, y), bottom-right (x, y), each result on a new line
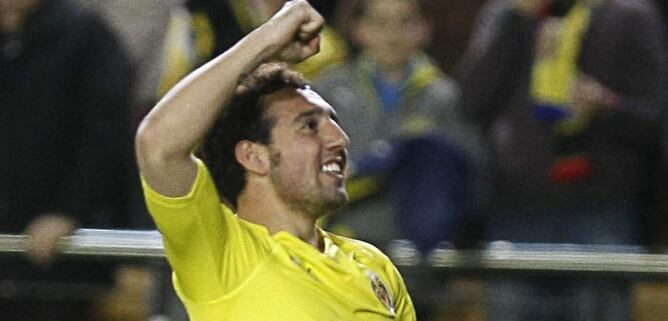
top-left (356, 241), bottom-right (417, 321)
top-left (135, 119), bottom-right (199, 198)
top-left (386, 262), bottom-right (417, 321)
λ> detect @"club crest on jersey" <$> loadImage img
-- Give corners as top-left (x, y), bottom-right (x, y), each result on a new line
top-left (366, 270), bottom-right (395, 315)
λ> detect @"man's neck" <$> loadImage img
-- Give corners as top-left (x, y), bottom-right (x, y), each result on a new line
top-left (237, 189), bottom-right (324, 251)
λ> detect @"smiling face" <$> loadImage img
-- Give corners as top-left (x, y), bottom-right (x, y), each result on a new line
top-left (262, 87), bottom-right (350, 217)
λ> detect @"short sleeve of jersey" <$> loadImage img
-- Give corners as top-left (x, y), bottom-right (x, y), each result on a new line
top-left (141, 158), bottom-right (273, 303)
top-left (385, 261), bottom-right (417, 321)
top-left (358, 240), bottom-right (417, 321)
top-left (342, 238), bottom-right (417, 321)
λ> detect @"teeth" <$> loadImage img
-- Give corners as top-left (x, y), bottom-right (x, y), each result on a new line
top-left (321, 163), bottom-right (341, 174)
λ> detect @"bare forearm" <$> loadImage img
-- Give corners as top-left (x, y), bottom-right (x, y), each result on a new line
top-left (140, 30), bottom-right (272, 158)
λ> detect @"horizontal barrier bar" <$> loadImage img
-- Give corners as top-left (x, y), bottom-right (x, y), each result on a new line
top-left (2, 229), bottom-right (668, 276)
top-left (427, 248), bottom-right (668, 276)
top-left (0, 229), bottom-right (165, 258)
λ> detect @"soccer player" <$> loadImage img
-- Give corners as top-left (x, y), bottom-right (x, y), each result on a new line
top-left (135, 1), bottom-right (416, 320)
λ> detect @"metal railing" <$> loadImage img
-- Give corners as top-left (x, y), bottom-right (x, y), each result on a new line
top-left (0, 229), bottom-right (165, 258)
top-left (2, 229), bottom-right (668, 277)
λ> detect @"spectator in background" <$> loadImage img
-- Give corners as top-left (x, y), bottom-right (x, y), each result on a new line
top-left (314, 0), bottom-right (484, 253)
top-left (0, 0), bottom-right (135, 320)
top-left (457, 0), bottom-right (668, 320)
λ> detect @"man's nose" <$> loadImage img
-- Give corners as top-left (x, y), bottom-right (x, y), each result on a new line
top-left (324, 119), bottom-right (350, 150)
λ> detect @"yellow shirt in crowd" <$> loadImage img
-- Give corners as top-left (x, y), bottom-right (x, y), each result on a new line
top-left (142, 159), bottom-right (417, 321)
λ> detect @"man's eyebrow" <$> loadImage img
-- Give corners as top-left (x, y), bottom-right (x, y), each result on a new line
top-left (293, 108), bottom-right (339, 123)
top-left (330, 111), bottom-right (340, 124)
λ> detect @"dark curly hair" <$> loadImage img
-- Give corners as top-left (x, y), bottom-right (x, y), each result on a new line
top-left (199, 63), bottom-right (307, 210)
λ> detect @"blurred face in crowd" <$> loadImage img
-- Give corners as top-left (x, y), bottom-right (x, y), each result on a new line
top-left (355, 0), bottom-right (431, 70)
top-left (0, 0), bottom-right (42, 32)
top-left (0, 0), bottom-right (41, 14)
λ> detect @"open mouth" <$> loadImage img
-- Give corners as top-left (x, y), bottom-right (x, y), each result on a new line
top-left (321, 152), bottom-right (347, 176)
top-left (321, 162), bottom-right (342, 174)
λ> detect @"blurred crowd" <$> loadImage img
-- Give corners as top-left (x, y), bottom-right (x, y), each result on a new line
top-left (2, 0), bottom-right (668, 320)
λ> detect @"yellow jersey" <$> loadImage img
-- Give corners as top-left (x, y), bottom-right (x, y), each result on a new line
top-left (142, 159), bottom-right (417, 321)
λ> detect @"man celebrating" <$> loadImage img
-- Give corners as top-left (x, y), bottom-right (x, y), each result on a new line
top-left (135, 1), bottom-right (416, 320)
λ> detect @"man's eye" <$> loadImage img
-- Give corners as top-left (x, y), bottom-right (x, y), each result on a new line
top-left (304, 119), bottom-right (318, 130)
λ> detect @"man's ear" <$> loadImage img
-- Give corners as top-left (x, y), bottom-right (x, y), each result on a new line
top-left (235, 140), bottom-right (270, 175)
